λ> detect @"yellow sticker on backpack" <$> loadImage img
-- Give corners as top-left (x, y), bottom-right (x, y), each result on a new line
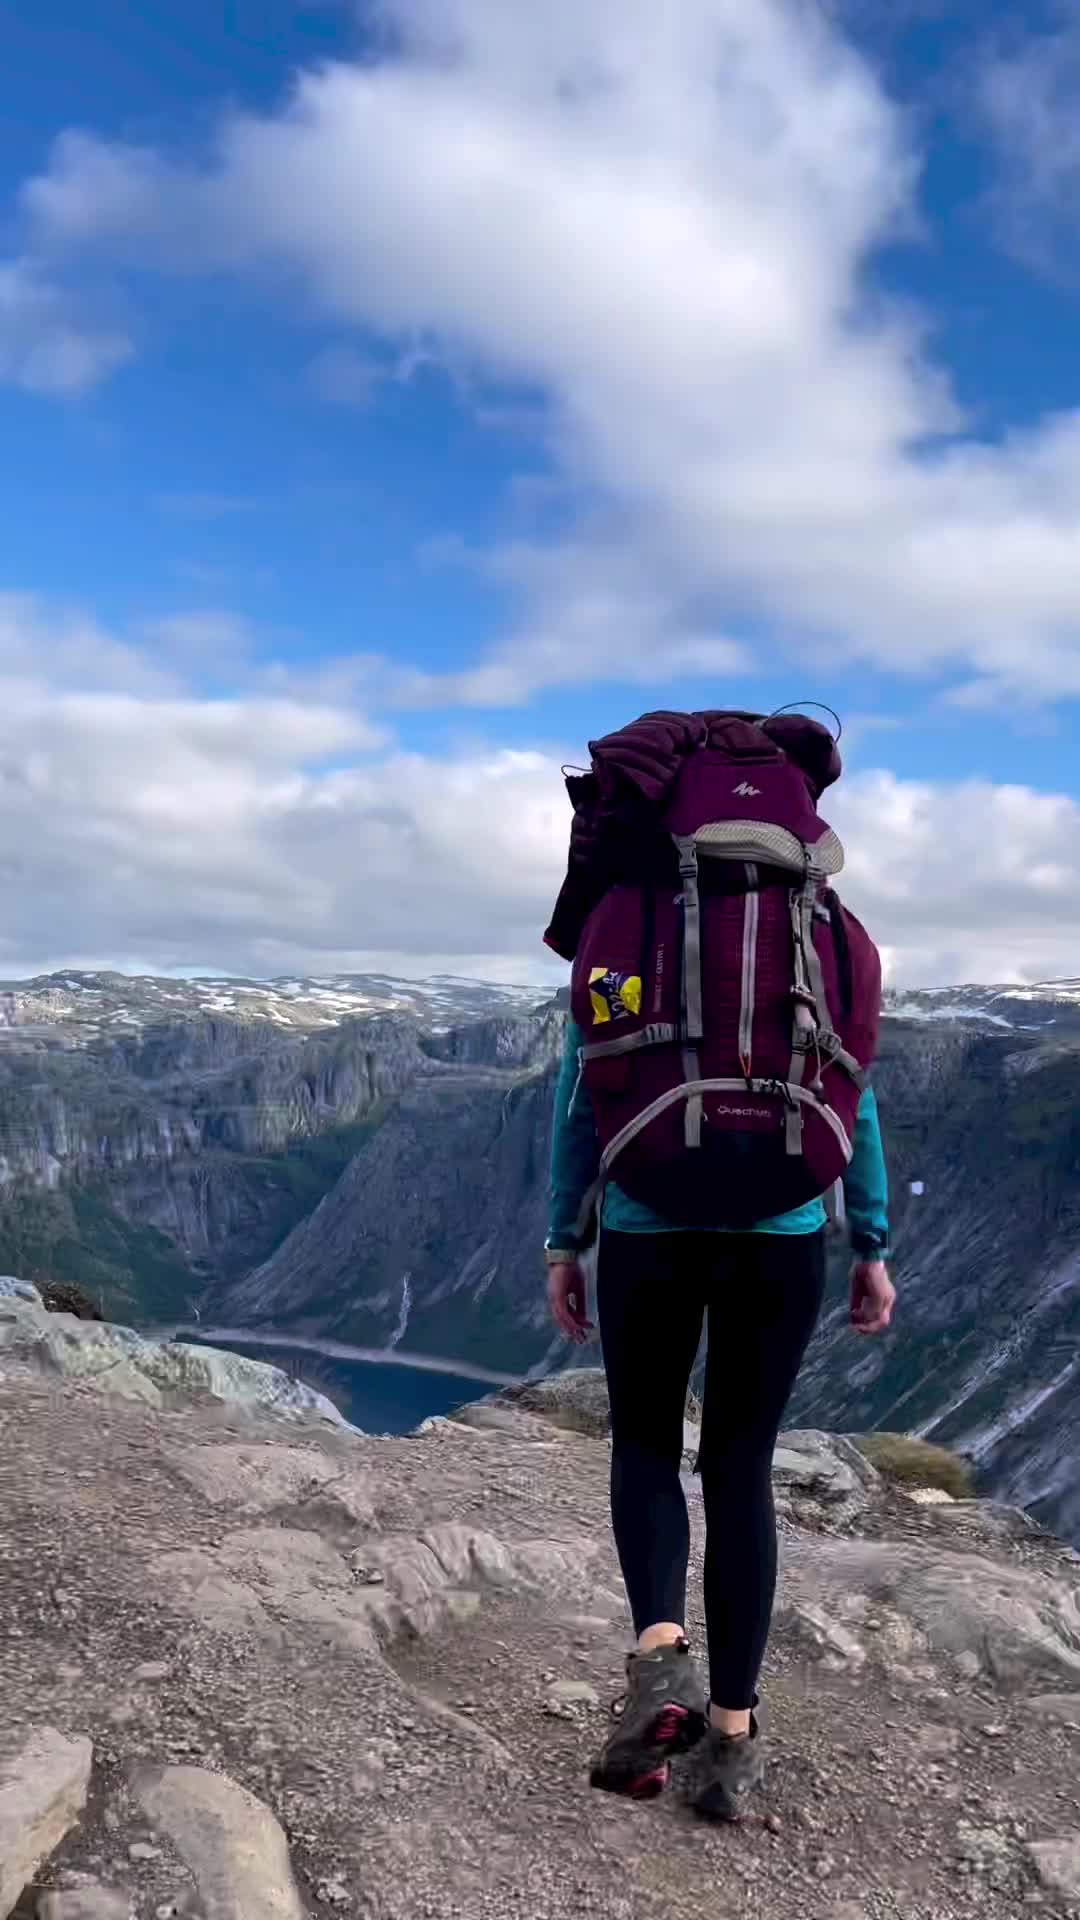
top-left (589, 969), bottom-right (643, 1024)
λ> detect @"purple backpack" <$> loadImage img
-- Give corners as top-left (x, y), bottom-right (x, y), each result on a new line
top-left (546, 711), bottom-right (881, 1234)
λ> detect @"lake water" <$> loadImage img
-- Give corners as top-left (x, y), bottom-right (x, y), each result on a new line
top-left (189, 1332), bottom-right (504, 1435)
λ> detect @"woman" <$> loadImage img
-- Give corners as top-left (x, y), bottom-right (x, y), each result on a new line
top-left (544, 1017), bottom-right (893, 1819)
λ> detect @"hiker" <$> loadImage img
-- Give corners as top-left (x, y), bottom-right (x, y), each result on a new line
top-left (542, 709), bottom-right (893, 1819)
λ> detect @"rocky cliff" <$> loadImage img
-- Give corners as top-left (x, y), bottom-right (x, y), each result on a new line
top-left (0, 972), bottom-right (549, 1326)
top-left (4, 1308), bottom-right (1080, 1920)
top-left (4, 969), bottom-right (1080, 1549)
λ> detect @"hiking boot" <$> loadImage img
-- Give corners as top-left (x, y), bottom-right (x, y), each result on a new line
top-left (590, 1638), bottom-right (708, 1800)
top-left (690, 1703), bottom-right (767, 1822)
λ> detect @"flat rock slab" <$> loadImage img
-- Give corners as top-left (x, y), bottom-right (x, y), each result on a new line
top-left (782, 1535), bottom-right (1080, 1690)
top-left (133, 1765), bottom-right (304, 1920)
top-left (0, 1725), bottom-right (93, 1919)
top-left (166, 1440), bottom-right (376, 1524)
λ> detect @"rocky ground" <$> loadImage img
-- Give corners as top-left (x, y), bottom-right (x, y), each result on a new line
top-left (3, 1292), bottom-right (1080, 1920)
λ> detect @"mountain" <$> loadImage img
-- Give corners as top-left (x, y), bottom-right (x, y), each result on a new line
top-left (883, 979), bottom-right (1080, 1035)
top-left (0, 967), bottom-right (547, 1040)
top-left (3, 967), bottom-right (1080, 1546)
top-left (0, 968), bottom-right (553, 1326)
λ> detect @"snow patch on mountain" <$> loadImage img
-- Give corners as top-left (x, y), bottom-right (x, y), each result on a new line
top-left (0, 969), bottom-right (548, 1048)
top-left (884, 980), bottom-right (1080, 1033)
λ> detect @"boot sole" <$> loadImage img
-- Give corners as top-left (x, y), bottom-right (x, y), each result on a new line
top-left (590, 1703), bottom-right (709, 1801)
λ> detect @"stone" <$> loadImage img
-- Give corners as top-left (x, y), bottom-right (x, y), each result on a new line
top-left (37, 1891), bottom-right (133, 1919)
top-left (134, 1663), bottom-right (172, 1683)
top-left (544, 1680), bottom-right (601, 1718)
top-left (316, 1880), bottom-right (352, 1908)
top-left (775, 1597), bottom-right (867, 1671)
top-left (1027, 1835), bottom-right (1080, 1904)
top-left (127, 1841), bottom-right (163, 1861)
top-left (0, 1725), bottom-right (93, 1919)
top-left (132, 1765), bottom-right (305, 1920)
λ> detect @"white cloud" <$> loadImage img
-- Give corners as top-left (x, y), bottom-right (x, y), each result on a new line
top-left (832, 772), bottom-right (1080, 985)
top-left (1, 596), bottom-right (1079, 985)
top-left (0, 257), bottom-right (131, 394)
top-left (18, 0), bottom-right (1080, 700)
top-left (0, 598), bottom-right (563, 978)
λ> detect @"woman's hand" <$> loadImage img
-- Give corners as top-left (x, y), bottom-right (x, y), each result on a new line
top-left (547, 1260), bottom-right (594, 1345)
top-left (849, 1259), bottom-right (896, 1336)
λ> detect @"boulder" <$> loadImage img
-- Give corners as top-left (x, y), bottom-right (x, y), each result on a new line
top-left (780, 1535), bottom-right (1080, 1689)
top-left (488, 1369), bottom-right (616, 1437)
top-left (132, 1766), bottom-right (304, 1920)
top-left (773, 1430), bottom-right (880, 1526)
top-left (0, 1725), bottom-right (93, 1919)
top-left (0, 1275), bottom-right (42, 1305)
top-left (0, 1295), bottom-right (348, 1427)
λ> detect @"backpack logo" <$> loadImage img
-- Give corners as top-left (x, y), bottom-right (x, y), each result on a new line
top-left (733, 782), bottom-right (761, 797)
top-left (589, 968), bottom-right (642, 1025)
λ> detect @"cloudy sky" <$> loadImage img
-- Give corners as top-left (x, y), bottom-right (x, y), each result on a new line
top-left (2, 0), bottom-right (1080, 987)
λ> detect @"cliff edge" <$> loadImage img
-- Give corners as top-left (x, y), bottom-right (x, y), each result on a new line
top-left (3, 1287), bottom-right (1080, 1920)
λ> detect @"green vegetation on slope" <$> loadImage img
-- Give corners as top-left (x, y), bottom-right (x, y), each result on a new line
top-left (0, 1183), bottom-right (194, 1325)
top-left (213, 1115), bottom-right (384, 1280)
top-left (0, 1113), bottom-right (385, 1328)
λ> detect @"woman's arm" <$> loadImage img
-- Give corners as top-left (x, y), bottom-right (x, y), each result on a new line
top-left (545, 1017), bottom-right (601, 1257)
top-left (843, 1084), bottom-right (890, 1260)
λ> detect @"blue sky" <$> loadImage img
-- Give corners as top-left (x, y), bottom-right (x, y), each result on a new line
top-left (2, 0), bottom-right (1080, 984)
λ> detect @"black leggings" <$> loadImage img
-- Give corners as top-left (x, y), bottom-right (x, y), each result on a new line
top-left (597, 1228), bottom-right (827, 1710)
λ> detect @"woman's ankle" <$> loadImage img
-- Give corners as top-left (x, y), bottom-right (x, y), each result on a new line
top-left (709, 1703), bottom-right (752, 1738)
top-left (637, 1622), bottom-right (687, 1655)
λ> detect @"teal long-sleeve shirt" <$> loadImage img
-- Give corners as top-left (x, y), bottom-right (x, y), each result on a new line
top-left (547, 1019), bottom-right (890, 1256)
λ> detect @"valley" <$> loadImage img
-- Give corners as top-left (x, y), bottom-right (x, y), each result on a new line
top-left (2, 967), bottom-right (1080, 1544)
